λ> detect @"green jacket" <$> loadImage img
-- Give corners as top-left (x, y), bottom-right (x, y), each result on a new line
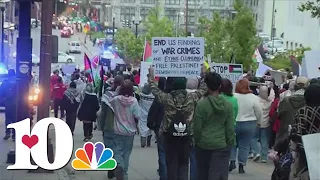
top-left (221, 94), bottom-right (238, 125)
top-left (194, 95), bottom-right (235, 150)
top-left (98, 101), bottom-right (115, 132)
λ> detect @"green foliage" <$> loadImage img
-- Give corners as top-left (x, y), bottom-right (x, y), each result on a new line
top-left (115, 28), bottom-right (144, 63)
top-left (201, 13), bottom-right (228, 63)
top-left (196, 0), bottom-right (258, 70)
top-left (264, 47), bottom-right (312, 70)
top-left (298, 0), bottom-right (320, 18)
top-left (143, 6), bottom-right (175, 42)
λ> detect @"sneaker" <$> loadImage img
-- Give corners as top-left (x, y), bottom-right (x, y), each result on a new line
top-left (83, 138), bottom-right (89, 142)
top-left (261, 159), bottom-right (267, 163)
top-left (3, 134), bottom-right (10, 140)
top-left (248, 153), bottom-right (254, 159)
top-left (253, 154), bottom-right (261, 162)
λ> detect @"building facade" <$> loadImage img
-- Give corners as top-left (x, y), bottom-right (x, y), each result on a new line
top-left (263, 0), bottom-right (320, 50)
top-left (100, 0), bottom-right (262, 33)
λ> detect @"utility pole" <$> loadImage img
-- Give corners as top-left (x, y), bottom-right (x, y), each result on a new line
top-left (270, 0), bottom-right (275, 55)
top-left (185, 0), bottom-right (188, 36)
top-left (33, 0), bottom-right (55, 172)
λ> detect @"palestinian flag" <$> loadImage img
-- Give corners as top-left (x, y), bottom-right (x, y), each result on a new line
top-left (143, 40), bottom-right (152, 62)
top-left (290, 55), bottom-right (301, 76)
top-left (252, 48), bottom-right (263, 63)
top-left (229, 64), bottom-right (243, 73)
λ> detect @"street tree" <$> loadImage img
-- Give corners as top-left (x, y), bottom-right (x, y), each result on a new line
top-left (115, 28), bottom-right (144, 63)
top-left (198, 13), bottom-right (228, 62)
top-left (225, 0), bottom-right (259, 70)
top-left (298, 0), bottom-right (320, 18)
top-left (143, 6), bottom-right (175, 42)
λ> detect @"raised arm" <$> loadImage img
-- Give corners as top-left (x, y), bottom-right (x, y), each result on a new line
top-left (147, 67), bottom-right (170, 105)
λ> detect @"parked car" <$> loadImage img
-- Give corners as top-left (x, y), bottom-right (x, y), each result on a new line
top-left (270, 37), bottom-right (284, 45)
top-left (13, 52), bottom-right (40, 65)
top-left (58, 51), bottom-right (75, 63)
top-left (266, 42), bottom-right (286, 53)
top-left (68, 41), bottom-right (81, 54)
top-left (64, 26), bottom-right (74, 35)
top-left (61, 29), bottom-right (71, 38)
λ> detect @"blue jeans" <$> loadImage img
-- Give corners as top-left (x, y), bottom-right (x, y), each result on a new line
top-left (230, 121), bottom-right (257, 165)
top-left (113, 134), bottom-right (134, 180)
top-left (157, 140), bottom-right (167, 180)
top-left (190, 147), bottom-right (197, 180)
top-left (103, 131), bottom-right (114, 149)
top-left (250, 127), bottom-right (271, 160)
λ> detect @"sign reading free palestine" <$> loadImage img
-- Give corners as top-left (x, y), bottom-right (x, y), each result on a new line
top-left (152, 37), bottom-right (204, 77)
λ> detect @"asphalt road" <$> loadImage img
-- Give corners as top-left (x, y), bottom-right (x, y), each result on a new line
top-left (8, 28), bottom-right (101, 74)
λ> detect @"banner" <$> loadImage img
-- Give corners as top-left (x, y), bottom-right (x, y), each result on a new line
top-left (152, 37), bottom-right (204, 77)
top-left (210, 63), bottom-right (243, 84)
top-left (140, 62), bottom-right (152, 86)
top-left (302, 133), bottom-right (320, 180)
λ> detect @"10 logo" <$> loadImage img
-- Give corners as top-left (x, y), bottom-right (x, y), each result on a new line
top-left (7, 118), bottom-right (73, 170)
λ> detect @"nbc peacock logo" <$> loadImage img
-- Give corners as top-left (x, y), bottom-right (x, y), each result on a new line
top-left (72, 142), bottom-right (117, 170)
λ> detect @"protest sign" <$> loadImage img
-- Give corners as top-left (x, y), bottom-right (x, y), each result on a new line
top-left (140, 62), bottom-right (152, 86)
top-left (210, 63), bottom-right (243, 84)
top-left (301, 50), bottom-right (320, 79)
top-left (302, 133), bottom-right (320, 180)
top-left (269, 70), bottom-right (286, 86)
top-left (62, 64), bottom-right (77, 75)
top-left (152, 37), bottom-right (204, 77)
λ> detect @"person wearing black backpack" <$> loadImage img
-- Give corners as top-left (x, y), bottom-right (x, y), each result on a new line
top-left (147, 66), bottom-right (207, 180)
top-left (0, 69), bottom-right (17, 141)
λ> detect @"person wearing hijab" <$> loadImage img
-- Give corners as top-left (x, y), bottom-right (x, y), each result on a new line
top-left (62, 82), bottom-right (80, 135)
top-left (78, 83), bottom-right (100, 141)
top-left (98, 75), bottom-right (124, 179)
top-left (139, 84), bottom-right (154, 148)
top-left (250, 85), bottom-right (273, 163)
top-left (290, 84), bottom-right (320, 180)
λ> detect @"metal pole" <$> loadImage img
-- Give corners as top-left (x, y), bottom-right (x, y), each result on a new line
top-left (112, 17), bottom-right (115, 44)
top-left (135, 23), bottom-right (138, 38)
top-left (270, 0), bottom-right (275, 55)
top-left (1, 8), bottom-right (4, 63)
top-left (185, 0), bottom-right (188, 36)
top-left (176, 13), bottom-right (179, 37)
top-left (55, 0), bottom-right (58, 16)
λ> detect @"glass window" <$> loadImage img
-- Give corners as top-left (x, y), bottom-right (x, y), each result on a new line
top-left (140, 7), bottom-right (151, 20)
top-left (120, 0), bottom-right (135, 3)
top-left (120, 7), bottom-right (135, 21)
top-left (165, 0), bottom-right (180, 5)
top-left (165, 8), bottom-right (178, 22)
top-left (141, 0), bottom-right (156, 4)
top-left (209, 0), bottom-right (225, 7)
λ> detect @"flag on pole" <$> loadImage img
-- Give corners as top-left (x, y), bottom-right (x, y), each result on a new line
top-left (290, 55), bottom-right (301, 76)
top-left (252, 49), bottom-right (263, 63)
top-left (143, 40), bottom-right (152, 62)
top-left (84, 53), bottom-right (94, 85)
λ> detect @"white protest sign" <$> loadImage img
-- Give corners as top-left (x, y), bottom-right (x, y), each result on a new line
top-left (140, 62), bottom-right (152, 87)
top-left (152, 37), bottom-right (204, 77)
top-left (210, 63), bottom-right (243, 84)
top-left (301, 50), bottom-right (320, 79)
top-left (302, 133), bottom-right (320, 180)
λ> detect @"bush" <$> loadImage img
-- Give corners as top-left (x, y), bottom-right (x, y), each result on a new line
top-left (91, 31), bottom-right (105, 39)
top-left (264, 54), bottom-right (291, 71)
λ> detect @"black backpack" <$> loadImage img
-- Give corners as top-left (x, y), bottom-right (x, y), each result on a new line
top-left (166, 94), bottom-right (191, 137)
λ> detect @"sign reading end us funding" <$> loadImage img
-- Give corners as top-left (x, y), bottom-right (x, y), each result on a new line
top-left (152, 37), bottom-right (204, 77)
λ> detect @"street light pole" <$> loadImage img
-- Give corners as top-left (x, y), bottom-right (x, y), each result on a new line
top-left (0, 5), bottom-right (5, 63)
top-left (270, 0), bottom-right (275, 55)
top-left (132, 16), bottom-right (141, 38)
top-left (185, 0), bottom-right (188, 36)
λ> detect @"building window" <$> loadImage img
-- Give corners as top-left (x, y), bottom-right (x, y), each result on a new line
top-left (210, 0), bottom-right (225, 6)
top-left (257, 0), bottom-right (259, 6)
top-left (295, 43), bottom-right (298, 49)
top-left (140, 7), bottom-right (151, 21)
top-left (187, 9), bottom-right (196, 25)
top-left (290, 42), bottom-right (293, 50)
top-left (141, 0), bottom-right (156, 4)
top-left (300, 44), bottom-right (303, 48)
top-left (120, 0), bottom-right (136, 3)
top-left (165, 8), bottom-right (178, 22)
top-left (255, 13), bottom-right (257, 21)
top-left (165, 0), bottom-right (180, 5)
top-left (120, 7), bottom-right (136, 21)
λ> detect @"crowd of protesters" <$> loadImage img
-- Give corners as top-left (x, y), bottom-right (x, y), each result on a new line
top-left (46, 63), bottom-right (320, 180)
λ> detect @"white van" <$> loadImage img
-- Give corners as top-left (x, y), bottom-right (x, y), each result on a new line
top-left (68, 41), bottom-right (81, 54)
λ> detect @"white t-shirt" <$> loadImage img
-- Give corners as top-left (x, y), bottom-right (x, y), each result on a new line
top-left (234, 93), bottom-right (263, 124)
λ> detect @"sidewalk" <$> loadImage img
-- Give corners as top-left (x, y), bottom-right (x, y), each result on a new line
top-left (0, 112), bottom-right (274, 180)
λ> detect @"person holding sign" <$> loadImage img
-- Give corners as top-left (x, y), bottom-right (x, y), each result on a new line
top-left (147, 66), bottom-right (207, 180)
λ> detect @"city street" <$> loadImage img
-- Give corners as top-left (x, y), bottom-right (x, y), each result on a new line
top-left (0, 113), bottom-right (273, 180)
top-left (8, 28), bottom-right (102, 74)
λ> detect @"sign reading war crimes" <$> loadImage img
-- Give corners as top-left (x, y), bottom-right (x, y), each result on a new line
top-left (210, 63), bottom-right (243, 84)
top-left (152, 37), bottom-right (204, 77)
